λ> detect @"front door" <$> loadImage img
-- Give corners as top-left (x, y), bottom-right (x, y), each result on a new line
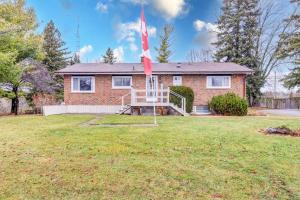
top-left (146, 75), bottom-right (158, 102)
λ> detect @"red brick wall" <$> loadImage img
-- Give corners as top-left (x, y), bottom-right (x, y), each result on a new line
top-left (64, 74), bottom-right (246, 106)
top-left (182, 74), bottom-right (246, 105)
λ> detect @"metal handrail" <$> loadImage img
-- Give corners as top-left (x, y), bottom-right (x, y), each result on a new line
top-left (169, 89), bottom-right (187, 114)
top-left (121, 92), bottom-right (132, 107)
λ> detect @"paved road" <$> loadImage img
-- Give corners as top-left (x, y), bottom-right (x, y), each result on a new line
top-left (259, 109), bottom-right (300, 117)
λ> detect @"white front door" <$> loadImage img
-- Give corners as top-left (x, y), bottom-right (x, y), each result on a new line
top-left (146, 75), bottom-right (158, 102)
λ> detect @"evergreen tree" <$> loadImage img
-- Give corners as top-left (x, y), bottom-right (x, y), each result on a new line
top-left (155, 24), bottom-right (174, 63)
top-left (214, 0), bottom-right (242, 63)
top-left (102, 48), bottom-right (116, 64)
top-left (241, 0), bottom-right (263, 105)
top-left (281, 0), bottom-right (300, 90)
top-left (43, 20), bottom-right (69, 72)
top-left (42, 20), bottom-right (69, 100)
top-left (215, 0), bottom-right (261, 105)
top-left (70, 53), bottom-right (80, 65)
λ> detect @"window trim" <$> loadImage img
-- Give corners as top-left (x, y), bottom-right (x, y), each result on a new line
top-left (173, 75), bottom-right (182, 86)
top-left (206, 75), bottom-right (231, 89)
top-left (112, 76), bottom-right (132, 89)
top-left (71, 76), bottom-right (95, 93)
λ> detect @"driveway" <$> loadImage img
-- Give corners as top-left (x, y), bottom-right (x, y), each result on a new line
top-left (259, 109), bottom-right (300, 117)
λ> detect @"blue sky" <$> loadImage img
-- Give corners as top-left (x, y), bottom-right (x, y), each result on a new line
top-left (26, 0), bottom-right (222, 63)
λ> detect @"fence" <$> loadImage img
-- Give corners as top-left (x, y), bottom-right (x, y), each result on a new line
top-left (0, 97), bottom-right (30, 115)
top-left (260, 97), bottom-right (300, 109)
top-left (42, 105), bottom-right (122, 116)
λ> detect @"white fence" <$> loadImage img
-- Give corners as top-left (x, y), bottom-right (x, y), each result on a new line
top-left (42, 105), bottom-right (122, 116)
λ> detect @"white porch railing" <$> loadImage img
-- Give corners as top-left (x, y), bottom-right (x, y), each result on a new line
top-left (120, 87), bottom-right (187, 114)
top-left (170, 90), bottom-right (186, 114)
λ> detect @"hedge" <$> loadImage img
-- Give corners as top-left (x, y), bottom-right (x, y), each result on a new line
top-left (170, 86), bottom-right (194, 113)
top-left (208, 93), bottom-right (248, 116)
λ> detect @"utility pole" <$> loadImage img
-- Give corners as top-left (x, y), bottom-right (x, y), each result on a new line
top-left (76, 17), bottom-right (81, 59)
top-left (274, 71), bottom-right (277, 99)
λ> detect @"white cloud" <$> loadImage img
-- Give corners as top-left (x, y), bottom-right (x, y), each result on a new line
top-left (113, 46), bottom-right (124, 62)
top-left (129, 43), bottom-right (138, 52)
top-left (96, 2), bottom-right (108, 13)
top-left (193, 20), bottom-right (220, 33)
top-left (206, 23), bottom-right (219, 33)
top-left (116, 19), bottom-right (156, 41)
top-left (116, 18), bottom-right (156, 53)
top-left (79, 45), bottom-right (93, 58)
top-left (152, 0), bottom-right (187, 20)
top-left (126, 36), bottom-right (136, 43)
top-left (192, 20), bottom-right (220, 49)
top-left (193, 20), bottom-right (206, 31)
top-left (121, 0), bottom-right (188, 20)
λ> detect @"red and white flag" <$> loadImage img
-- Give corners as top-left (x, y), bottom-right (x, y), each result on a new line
top-left (141, 9), bottom-right (152, 76)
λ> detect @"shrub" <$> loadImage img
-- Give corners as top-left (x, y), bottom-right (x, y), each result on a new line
top-left (170, 86), bottom-right (194, 113)
top-left (208, 93), bottom-right (248, 116)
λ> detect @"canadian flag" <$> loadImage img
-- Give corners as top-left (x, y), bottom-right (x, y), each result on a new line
top-left (141, 9), bottom-right (152, 76)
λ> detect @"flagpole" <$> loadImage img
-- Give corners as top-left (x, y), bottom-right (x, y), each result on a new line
top-left (140, 2), bottom-right (157, 125)
top-left (150, 75), bottom-right (157, 125)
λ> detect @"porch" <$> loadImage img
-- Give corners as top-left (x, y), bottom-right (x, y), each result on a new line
top-left (119, 88), bottom-right (189, 116)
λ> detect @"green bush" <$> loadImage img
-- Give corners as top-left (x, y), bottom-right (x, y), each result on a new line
top-left (208, 93), bottom-right (248, 116)
top-left (170, 86), bottom-right (194, 113)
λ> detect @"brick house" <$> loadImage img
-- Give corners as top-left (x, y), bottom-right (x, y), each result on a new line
top-left (57, 62), bottom-right (252, 115)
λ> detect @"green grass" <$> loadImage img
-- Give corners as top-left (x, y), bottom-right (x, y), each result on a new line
top-left (0, 115), bottom-right (300, 200)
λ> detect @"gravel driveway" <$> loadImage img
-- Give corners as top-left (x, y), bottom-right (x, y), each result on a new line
top-left (259, 109), bottom-right (300, 117)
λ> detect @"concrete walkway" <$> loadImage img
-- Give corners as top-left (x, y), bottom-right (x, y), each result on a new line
top-left (259, 109), bottom-right (300, 117)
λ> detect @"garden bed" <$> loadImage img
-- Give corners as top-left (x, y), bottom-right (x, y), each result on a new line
top-left (263, 126), bottom-right (300, 137)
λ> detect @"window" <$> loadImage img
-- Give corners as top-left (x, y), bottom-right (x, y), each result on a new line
top-left (173, 75), bottom-right (182, 86)
top-left (71, 76), bottom-right (95, 93)
top-left (112, 76), bottom-right (132, 89)
top-left (207, 76), bottom-right (231, 89)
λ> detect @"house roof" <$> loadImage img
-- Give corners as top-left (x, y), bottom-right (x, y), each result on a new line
top-left (58, 62), bottom-right (253, 75)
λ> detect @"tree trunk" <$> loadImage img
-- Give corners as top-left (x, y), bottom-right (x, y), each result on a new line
top-left (11, 87), bottom-right (19, 115)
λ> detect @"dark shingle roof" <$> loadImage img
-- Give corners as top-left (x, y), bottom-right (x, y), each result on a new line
top-left (58, 62), bottom-right (253, 75)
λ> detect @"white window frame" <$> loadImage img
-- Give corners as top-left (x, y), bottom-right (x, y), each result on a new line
top-left (71, 76), bottom-right (95, 93)
top-left (173, 75), bottom-right (182, 86)
top-left (206, 76), bottom-right (231, 89)
top-left (112, 76), bottom-right (132, 89)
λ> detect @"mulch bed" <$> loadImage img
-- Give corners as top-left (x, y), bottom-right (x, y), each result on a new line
top-left (263, 126), bottom-right (300, 137)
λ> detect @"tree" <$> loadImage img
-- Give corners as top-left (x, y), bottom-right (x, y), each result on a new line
top-left (155, 24), bottom-right (174, 63)
top-left (186, 49), bottom-right (213, 63)
top-left (43, 20), bottom-right (69, 100)
top-left (214, 0), bottom-right (243, 64)
top-left (280, 0), bottom-right (300, 89)
top-left (102, 48), bottom-right (116, 64)
top-left (214, 0), bottom-right (297, 105)
top-left (215, 0), bottom-right (261, 105)
top-left (43, 20), bottom-right (69, 72)
top-left (0, 0), bottom-right (51, 115)
top-left (241, 0), bottom-right (261, 105)
top-left (70, 53), bottom-right (80, 65)
top-left (252, 1), bottom-right (299, 99)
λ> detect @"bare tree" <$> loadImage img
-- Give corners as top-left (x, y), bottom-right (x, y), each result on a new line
top-left (255, 1), bottom-right (298, 82)
top-left (186, 49), bottom-right (213, 63)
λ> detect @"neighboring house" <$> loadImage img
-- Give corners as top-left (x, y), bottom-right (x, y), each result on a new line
top-left (57, 62), bottom-right (252, 115)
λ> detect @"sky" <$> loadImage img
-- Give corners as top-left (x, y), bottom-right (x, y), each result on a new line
top-left (26, 0), bottom-right (222, 63)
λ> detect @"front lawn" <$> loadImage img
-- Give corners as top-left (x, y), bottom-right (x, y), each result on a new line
top-left (0, 115), bottom-right (300, 199)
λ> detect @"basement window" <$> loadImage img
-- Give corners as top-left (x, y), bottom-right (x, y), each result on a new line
top-left (206, 76), bottom-right (231, 89)
top-left (71, 76), bottom-right (95, 93)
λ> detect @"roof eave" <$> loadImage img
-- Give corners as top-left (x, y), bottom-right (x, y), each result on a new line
top-left (58, 71), bottom-right (253, 75)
